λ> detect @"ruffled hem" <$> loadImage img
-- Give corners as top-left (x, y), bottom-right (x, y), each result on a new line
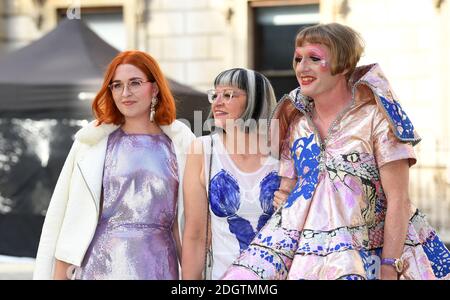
top-left (222, 210), bottom-right (450, 280)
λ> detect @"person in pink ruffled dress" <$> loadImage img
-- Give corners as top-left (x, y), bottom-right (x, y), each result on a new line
top-left (221, 23), bottom-right (450, 280)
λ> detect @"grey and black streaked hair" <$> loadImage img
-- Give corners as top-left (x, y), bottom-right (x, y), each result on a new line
top-left (207, 68), bottom-right (277, 130)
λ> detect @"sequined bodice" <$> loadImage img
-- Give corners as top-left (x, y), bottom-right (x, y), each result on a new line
top-left (76, 128), bottom-right (179, 280)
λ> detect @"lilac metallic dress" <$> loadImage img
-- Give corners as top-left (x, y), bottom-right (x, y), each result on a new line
top-left (75, 128), bottom-right (179, 280)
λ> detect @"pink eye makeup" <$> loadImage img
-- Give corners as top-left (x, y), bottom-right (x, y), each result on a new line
top-left (295, 45), bottom-right (329, 68)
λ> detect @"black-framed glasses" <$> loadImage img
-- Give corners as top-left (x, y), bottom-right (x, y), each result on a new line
top-left (206, 89), bottom-right (245, 104)
top-left (109, 79), bottom-right (152, 95)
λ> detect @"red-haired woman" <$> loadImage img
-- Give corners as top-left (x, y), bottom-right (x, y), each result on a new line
top-left (33, 51), bottom-right (195, 280)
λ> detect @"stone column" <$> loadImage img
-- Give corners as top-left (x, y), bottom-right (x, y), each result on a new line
top-left (144, 0), bottom-right (232, 92)
top-left (0, 0), bottom-right (39, 57)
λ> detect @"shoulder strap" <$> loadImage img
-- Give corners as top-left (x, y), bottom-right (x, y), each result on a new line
top-left (208, 134), bottom-right (213, 190)
top-left (203, 134), bottom-right (214, 279)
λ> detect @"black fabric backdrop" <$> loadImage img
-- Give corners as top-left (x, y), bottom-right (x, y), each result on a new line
top-left (0, 19), bottom-right (209, 257)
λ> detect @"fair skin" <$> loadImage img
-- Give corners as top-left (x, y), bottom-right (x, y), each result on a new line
top-left (54, 64), bottom-right (182, 279)
top-left (295, 42), bottom-right (353, 137)
top-left (293, 42), bottom-right (410, 280)
top-left (182, 85), bottom-right (291, 279)
top-left (379, 159), bottom-right (411, 280)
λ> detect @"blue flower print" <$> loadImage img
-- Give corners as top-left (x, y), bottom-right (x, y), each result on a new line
top-left (285, 134), bottom-right (321, 208)
top-left (379, 95), bottom-right (415, 141)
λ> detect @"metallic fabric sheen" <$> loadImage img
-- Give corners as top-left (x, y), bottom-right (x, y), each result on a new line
top-left (76, 128), bottom-right (179, 280)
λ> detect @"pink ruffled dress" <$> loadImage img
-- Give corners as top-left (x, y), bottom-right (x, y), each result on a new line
top-left (222, 64), bottom-right (450, 280)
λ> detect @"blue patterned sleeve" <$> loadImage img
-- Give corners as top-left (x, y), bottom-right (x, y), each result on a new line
top-left (372, 106), bottom-right (417, 168)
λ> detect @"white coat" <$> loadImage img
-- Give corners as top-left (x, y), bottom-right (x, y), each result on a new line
top-left (33, 120), bottom-right (195, 279)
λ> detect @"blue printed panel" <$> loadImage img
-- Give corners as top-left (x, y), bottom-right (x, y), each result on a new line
top-left (209, 169), bottom-right (280, 251)
top-left (338, 274), bottom-right (365, 280)
top-left (379, 95), bottom-right (416, 141)
top-left (359, 248), bottom-right (382, 280)
top-left (422, 233), bottom-right (450, 278)
top-left (257, 171), bottom-right (280, 231)
top-left (285, 134), bottom-right (320, 208)
top-left (231, 211), bottom-right (301, 279)
top-left (209, 170), bottom-right (240, 217)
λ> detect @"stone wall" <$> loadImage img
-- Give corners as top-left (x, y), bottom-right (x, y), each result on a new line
top-left (0, 0), bottom-right (40, 57)
top-left (144, 0), bottom-right (240, 92)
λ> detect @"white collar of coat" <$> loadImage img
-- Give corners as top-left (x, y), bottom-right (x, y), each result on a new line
top-left (75, 119), bottom-right (193, 150)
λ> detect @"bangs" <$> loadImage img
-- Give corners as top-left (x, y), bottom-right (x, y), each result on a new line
top-left (214, 68), bottom-right (248, 91)
top-left (207, 68), bottom-right (276, 130)
top-left (295, 28), bottom-right (332, 48)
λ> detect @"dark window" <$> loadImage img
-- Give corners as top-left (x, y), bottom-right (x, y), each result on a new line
top-left (252, 4), bottom-right (319, 100)
top-left (57, 6), bottom-right (125, 50)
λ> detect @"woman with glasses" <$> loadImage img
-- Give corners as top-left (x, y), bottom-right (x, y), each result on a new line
top-left (222, 23), bottom-right (450, 280)
top-left (181, 68), bottom-right (294, 279)
top-left (33, 50), bottom-right (195, 279)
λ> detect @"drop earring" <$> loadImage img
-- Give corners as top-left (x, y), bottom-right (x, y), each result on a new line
top-left (150, 96), bottom-right (158, 122)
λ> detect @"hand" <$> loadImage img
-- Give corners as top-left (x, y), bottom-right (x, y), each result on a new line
top-left (273, 190), bottom-right (289, 209)
top-left (380, 265), bottom-right (399, 280)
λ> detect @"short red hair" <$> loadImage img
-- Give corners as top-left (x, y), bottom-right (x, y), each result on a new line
top-left (92, 50), bottom-right (176, 125)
